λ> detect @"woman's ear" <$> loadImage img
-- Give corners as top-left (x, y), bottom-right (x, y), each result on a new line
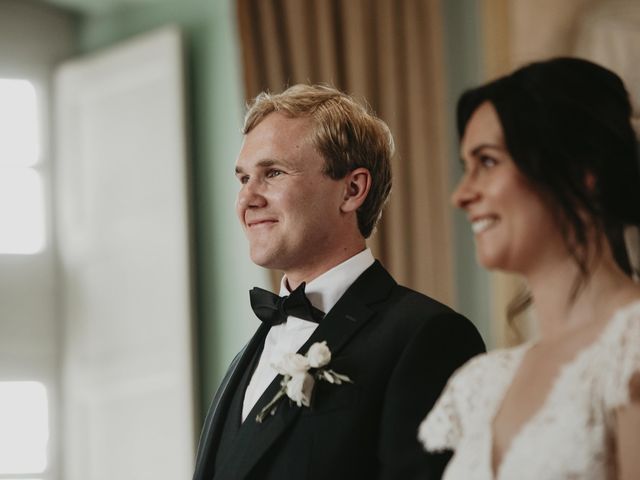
top-left (341, 167), bottom-right (372, 213)
top-left (585, 171), bottom-right (597, 192)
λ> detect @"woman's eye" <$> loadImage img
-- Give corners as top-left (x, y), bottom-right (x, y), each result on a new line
top-left (479, 155), bottom-right (497, 168)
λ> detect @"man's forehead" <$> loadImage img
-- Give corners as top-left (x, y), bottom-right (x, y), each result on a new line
top-left (236, 114), bottom-right (317, 168)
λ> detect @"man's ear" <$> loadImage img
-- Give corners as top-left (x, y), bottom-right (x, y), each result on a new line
top-left (340, 167), bottom-right (372, 213)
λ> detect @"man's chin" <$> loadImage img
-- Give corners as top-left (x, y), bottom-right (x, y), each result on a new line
top-left (249, 251), bottom-right (282, 271)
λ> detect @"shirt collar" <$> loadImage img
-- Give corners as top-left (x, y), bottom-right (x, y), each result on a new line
top-left (279, 248), bottom-right (375, 314)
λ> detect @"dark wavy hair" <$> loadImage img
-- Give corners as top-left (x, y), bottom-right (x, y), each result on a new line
top-left (457, 57), bottom-right (640, 318)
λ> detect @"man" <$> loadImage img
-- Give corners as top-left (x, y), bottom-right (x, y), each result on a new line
top-left (193, 84), bottom-right (485, 480)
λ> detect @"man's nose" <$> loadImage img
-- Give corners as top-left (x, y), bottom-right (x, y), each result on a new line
top-left (237, 178), bottom-right (267, 209)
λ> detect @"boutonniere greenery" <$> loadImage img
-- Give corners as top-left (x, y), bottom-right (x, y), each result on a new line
top-left (256, 341), bottom-right (352, 423)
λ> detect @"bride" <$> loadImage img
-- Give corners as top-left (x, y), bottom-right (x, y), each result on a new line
top-left (419, 57), bottom-right (640, 479)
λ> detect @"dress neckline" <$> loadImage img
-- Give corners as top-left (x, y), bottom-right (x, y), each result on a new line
top-left (490, 298), bottom-right (640, 479)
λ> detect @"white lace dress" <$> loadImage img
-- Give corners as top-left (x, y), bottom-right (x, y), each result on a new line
top-left (419, 301), bottom-right (640, 480)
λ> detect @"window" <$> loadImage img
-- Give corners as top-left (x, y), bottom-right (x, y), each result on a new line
top-left (0, 382), bottom-right (49, 478)
top-left (0, 79), bottom-right (45, 254)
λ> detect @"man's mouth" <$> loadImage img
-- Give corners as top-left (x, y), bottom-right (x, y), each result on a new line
top-left (247, 219), bottom-right (278, 228)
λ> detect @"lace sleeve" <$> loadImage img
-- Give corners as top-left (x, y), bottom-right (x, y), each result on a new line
top-left (417, 367), bottom-right (467, 452)
top-left (604, 310), bottom-right (640, 410)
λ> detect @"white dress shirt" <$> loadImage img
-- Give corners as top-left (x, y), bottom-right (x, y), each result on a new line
top-left (241, 248), bottom-right (375, 421)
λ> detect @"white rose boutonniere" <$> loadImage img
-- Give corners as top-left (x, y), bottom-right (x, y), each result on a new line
top-left (285, 372), bottom-right (314, 407)
top-left (307, 341), bottom-right (331, 368)
top-left (276, 352), bottom-right (310, 376)
top-left (256, 341), bottom-right (352, 423)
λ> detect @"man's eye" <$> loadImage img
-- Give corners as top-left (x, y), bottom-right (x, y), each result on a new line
top-left (238, 175), bottom-right (249, 184)
top-left (266, 169), bottom-right (283, 178)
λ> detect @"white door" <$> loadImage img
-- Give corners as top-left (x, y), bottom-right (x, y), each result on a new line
top-left (55, 26), bottom-right (196, 480)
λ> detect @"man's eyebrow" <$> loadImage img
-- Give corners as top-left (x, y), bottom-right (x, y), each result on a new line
top-left (235, 159), bottom-right (293, 175)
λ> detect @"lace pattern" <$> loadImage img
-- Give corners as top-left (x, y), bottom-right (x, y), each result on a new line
top-left (419, 301), bottom-right (640, 480)
top-left (417, 371), bottom-right (461, 451)
top-left (604, 309), bottom-right (640, 410)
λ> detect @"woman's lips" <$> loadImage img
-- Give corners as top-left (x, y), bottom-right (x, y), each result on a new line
top-left (471, 215), bottom-right (499, 234)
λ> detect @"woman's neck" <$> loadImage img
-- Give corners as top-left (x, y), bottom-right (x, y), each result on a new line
top-left (525, 248), bottom-right (639, 342)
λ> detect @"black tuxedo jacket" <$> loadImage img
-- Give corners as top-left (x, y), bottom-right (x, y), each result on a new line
top-left (193, 261), bottom-right (485, 480)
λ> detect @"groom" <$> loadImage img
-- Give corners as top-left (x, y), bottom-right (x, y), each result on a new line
top-left (192, 84), bottom-right (485, 480)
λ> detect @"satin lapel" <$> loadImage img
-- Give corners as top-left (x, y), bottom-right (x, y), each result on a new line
top-left (297, 261), bottom-right (395, 357)
top-left (192, 322), bottom-right (269, 480)
top-left (213, 261), bottom-right (396, 480)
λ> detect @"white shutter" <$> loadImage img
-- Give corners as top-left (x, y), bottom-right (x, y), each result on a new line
top-left (55, 26), bottom-right (196, 480)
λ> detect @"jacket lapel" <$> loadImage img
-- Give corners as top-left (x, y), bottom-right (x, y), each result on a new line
top-left (298, 261), bottom-right (395, 356)
top-left (193, 322), bottom-right (269, 480)
top-left (213, 261), bottom-right (396, 480)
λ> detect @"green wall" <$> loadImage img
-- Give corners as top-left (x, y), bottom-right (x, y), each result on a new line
top-left (73, 0), bottom-right (494, 420)
top-left (75, 0), bottom-right (269, 416)
top-left (441, 0), bottom-right (493, 347)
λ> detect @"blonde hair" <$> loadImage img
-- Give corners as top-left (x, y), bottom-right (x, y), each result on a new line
top-left (243, 84), bottom-right (394, 238)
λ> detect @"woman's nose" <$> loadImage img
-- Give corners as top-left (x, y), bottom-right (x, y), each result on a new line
top-left (451, 173), bottom-right (480, 210)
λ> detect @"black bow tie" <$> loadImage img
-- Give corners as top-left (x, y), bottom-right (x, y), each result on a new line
top-left (250, 282), bottom-right (324, 326)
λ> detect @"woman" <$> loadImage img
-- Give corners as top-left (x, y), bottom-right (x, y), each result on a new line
top-left (419, 57), bottom-right (640, 479)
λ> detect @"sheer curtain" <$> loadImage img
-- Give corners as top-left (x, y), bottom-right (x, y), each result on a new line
top-left (236, 0), bottom-right (454, 304)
